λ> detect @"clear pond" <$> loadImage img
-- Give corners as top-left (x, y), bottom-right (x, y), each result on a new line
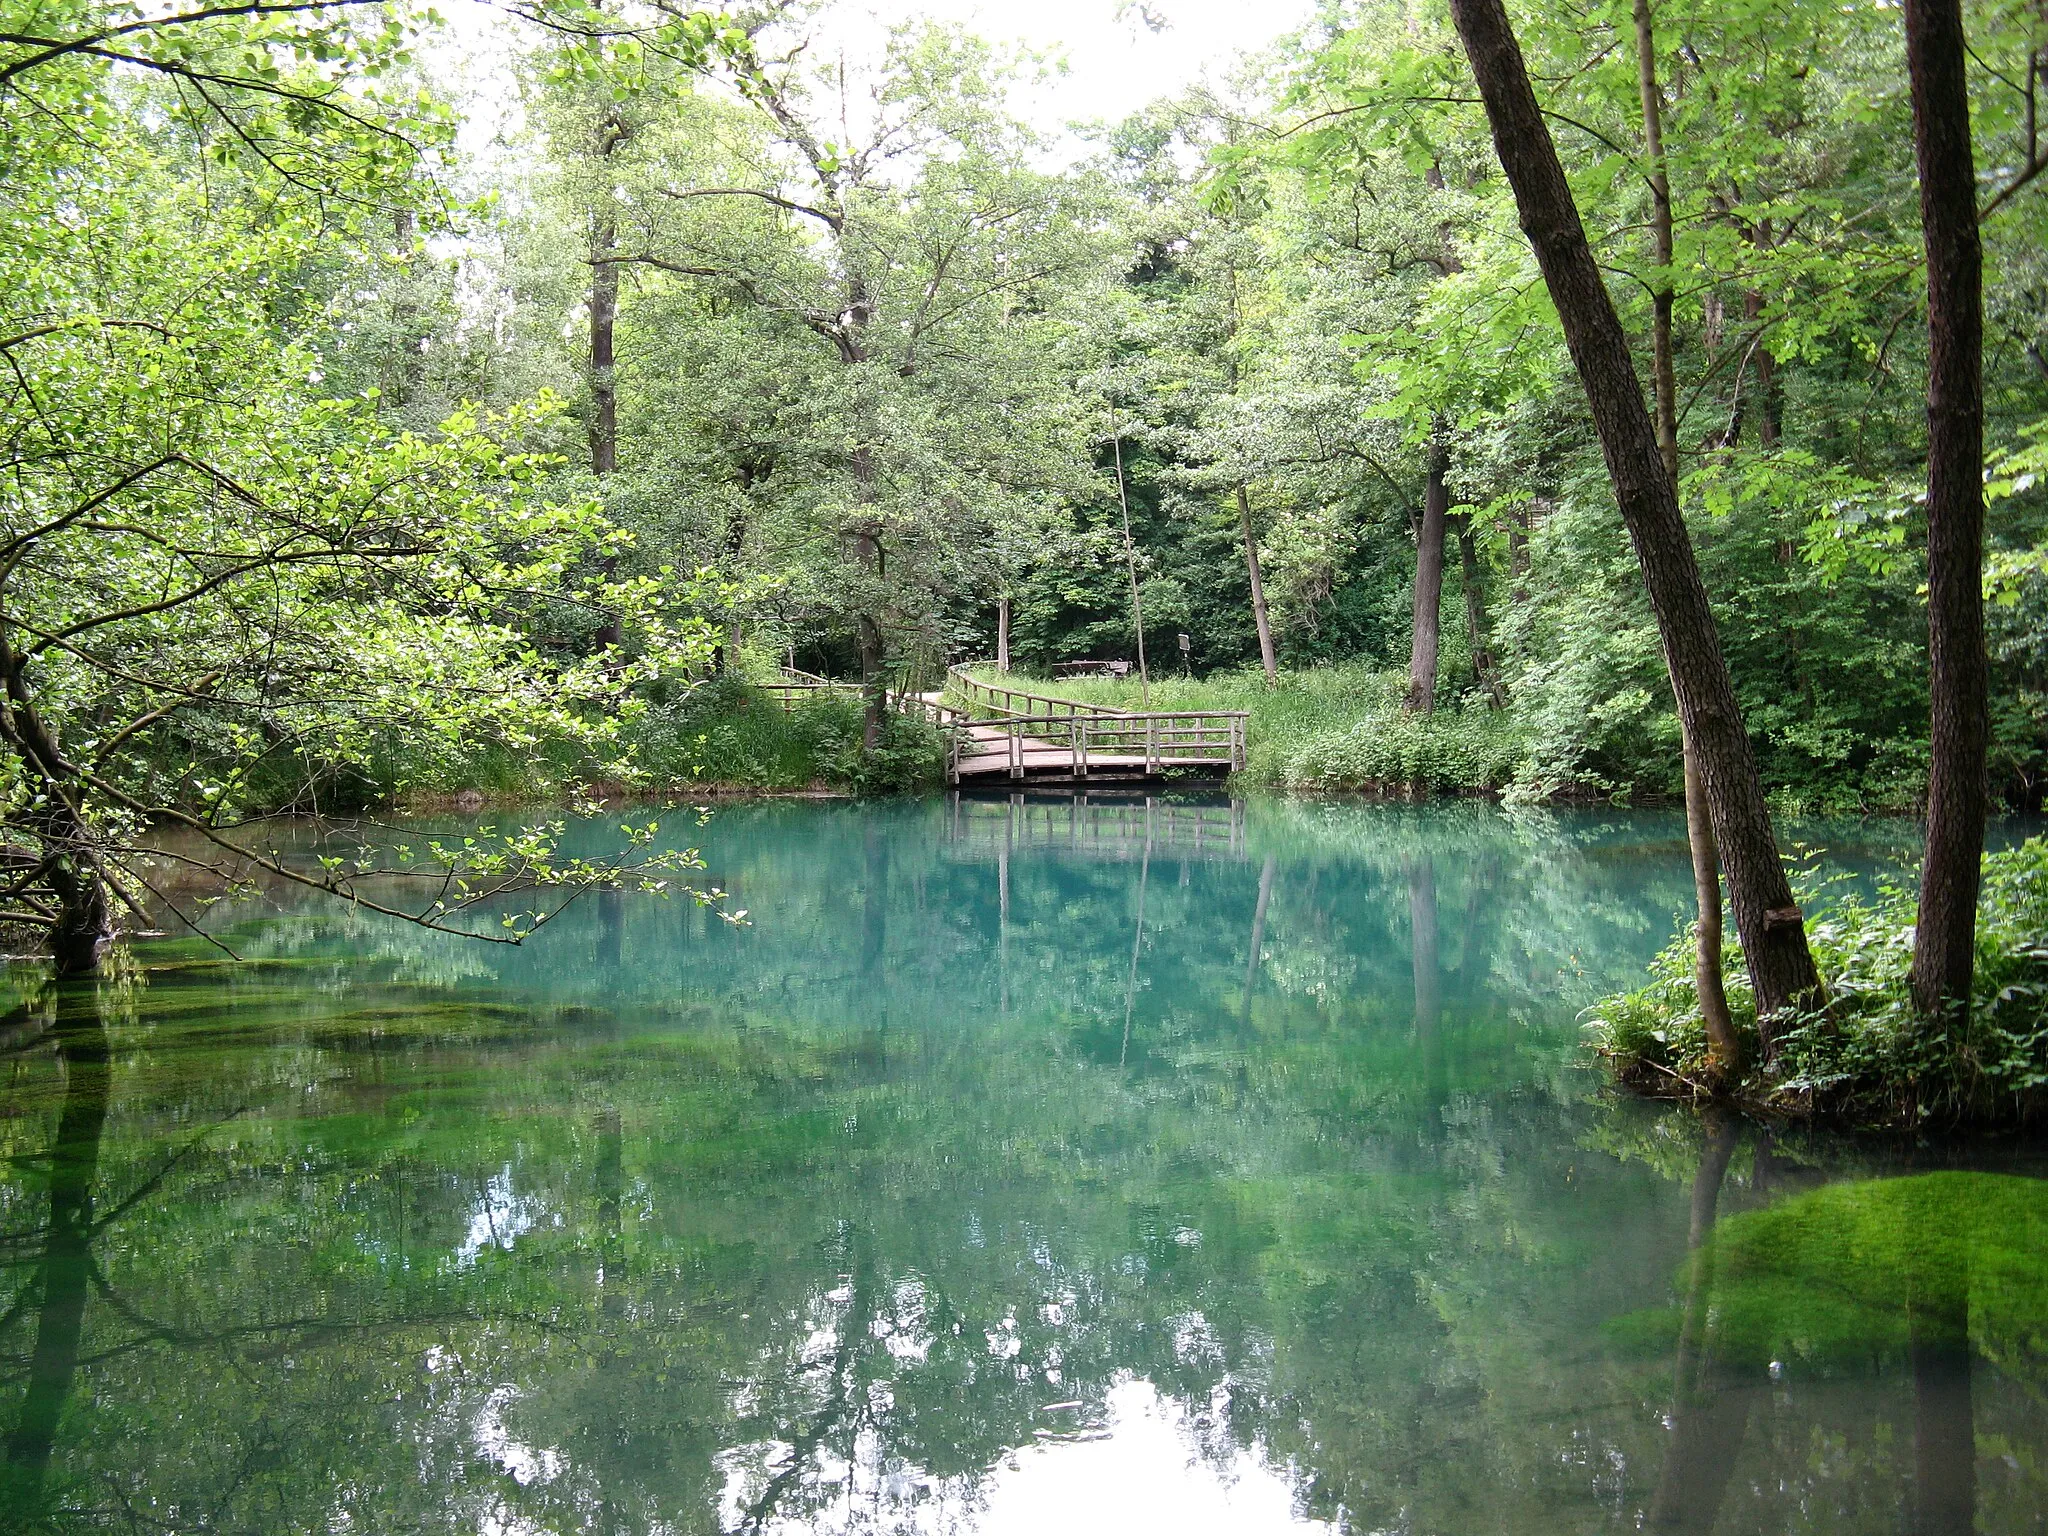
top-left (1, 795), bottom-right (2044, 1534)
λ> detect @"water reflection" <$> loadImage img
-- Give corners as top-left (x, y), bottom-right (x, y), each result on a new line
top-left (3, 985), bottom-right (106, 1520)
top-left (0, 795), bottom-right (2041, 1534)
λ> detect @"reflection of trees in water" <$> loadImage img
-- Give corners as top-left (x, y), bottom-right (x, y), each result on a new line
top-left (2, 801), bottom-right (2043, 1532)
top-left (1646, 1115), bottom-right (1750, 1534)
top-left (4, 986), bottom-right (105, 1520)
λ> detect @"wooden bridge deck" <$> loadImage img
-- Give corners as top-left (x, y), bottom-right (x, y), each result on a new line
top-left (942, 669), bottom-right (1246, 786)
top-left (770, 665), bottom-right (1249, 787)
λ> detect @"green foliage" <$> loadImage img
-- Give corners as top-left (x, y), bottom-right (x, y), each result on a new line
top-left (978, 663), bottom-right (1523, 792)
top-left (618, 678), bottom-right (945, 794)
top-left (1585, 839), bottom-right (2048, 1126)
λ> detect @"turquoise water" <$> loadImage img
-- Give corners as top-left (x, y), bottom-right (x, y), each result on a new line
top-left (0, 794), bottom-right (2041, 1534)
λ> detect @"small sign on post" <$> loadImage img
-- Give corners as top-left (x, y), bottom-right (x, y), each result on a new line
top-left (1177, 632), bottom-right (1191, 675)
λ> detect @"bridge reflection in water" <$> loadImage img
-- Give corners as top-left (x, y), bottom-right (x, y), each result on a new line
top-left (942, 791), bottom-right (1248, 865)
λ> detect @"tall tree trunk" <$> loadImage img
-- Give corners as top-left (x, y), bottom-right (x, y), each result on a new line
top-left (997, 595), bottom-right (1011, 673)
top-left (1449, 0), bottom-right (1825, 1035)
top-left (1406, 429), bottom-right (1451, 714)
top-left (855, 533), bottom-right (887, 752)
top-left (1238, 485), bottom-right (1278, 686)
top-left (1634, 0), bottom-right (1679, 479)
top-left (0, 639), bottom-right (112, 975)
top-left (1112, 432), bottom-right (1150, 707)
top-left (589, 205), bottom-right (623, 653)
top-left (1634, 0), bottom-right (1738, 1072)
top-left (46, 850), bottom-right (110, 979)
top-left (1904, 0), bottom-right (1989, 1020)
top-left (1510, 499), bottom-right (1534, 602)
top-left (1453, 512), bottom-right (1507, 707)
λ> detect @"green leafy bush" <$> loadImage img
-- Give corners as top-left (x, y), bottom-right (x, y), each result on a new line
top-left (971, 663), bottom-right (1525, 794)
top-left (625, 679), bottom-right (943, 794)
top-left (1584, 839), bottom-right (2048, 1126)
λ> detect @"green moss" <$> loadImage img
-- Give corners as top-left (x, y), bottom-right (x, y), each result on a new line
top-left (1606, 1173), bottom-right (2048, 1374)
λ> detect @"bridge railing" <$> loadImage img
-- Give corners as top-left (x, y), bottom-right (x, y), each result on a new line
top-left (945, 666), bottom-right (1247, 773)
top-left (948, 709), bottom-right (1247, 777)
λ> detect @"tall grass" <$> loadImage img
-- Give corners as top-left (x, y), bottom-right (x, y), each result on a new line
top-left (966, 662), bottom-right (1524, 793)
top-left (363, 677), bottom-right (943, 805)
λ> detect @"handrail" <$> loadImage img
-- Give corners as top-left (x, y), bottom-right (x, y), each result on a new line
top-left (945, 664), bottom-right (1248, 728)
top-left (766, 663), bottom-right (1247, 779)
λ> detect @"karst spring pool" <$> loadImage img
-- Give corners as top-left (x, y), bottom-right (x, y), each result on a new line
top-left (2, 795), bottom-right (2045, 1535)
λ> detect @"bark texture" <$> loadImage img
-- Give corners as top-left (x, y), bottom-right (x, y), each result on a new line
top-left (1449, 0), bottom-right (1824, 1031)
top-left (1406, 431), bottom-right (1451, 713)
top-left (1634, 0), bottom-right (1737, 1068)
top-left (1454, 512), bottom-right (1506, 707)
top-left (1904, 0), bottom-right (1989, 1019)
top-left (587, 110), bottom-right (625, 653)
top-left (1238, 485), bottom-right (1278, 686)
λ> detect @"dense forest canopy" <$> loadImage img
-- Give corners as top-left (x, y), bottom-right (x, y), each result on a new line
top-left (0, 0), bottom-right (2045, 976)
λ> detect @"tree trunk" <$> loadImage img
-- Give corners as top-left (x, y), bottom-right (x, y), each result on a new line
top-left (1112, 433), bottom-right (1150, 707)
top-left (1510, 499), bottom-right (1534, 602)
top-left (997, 596), bottom-right (1011, 674)
top-left (589, 206), bottom-right (623, 653)
top-left (1238, 485), bottom-right (1278, 686)
top-left (1684, 748), bottom-right (1740, 1072)
top-left (1453, 512), bottom-right (1506, 707)
top-left (1406, 429), bottom-right (1451, 714)
top-left (1634, 0), bottom-right (1737, 1071)
top-left (1904, 0), bottom-right (1989, 1020)
top-left (855, 533), bottom-right (886, 753)
top-left (0, 639), bottom-right (113, 975)
top-left (1449, 0), bottom-right (1825, 1034)
top-left (48, 852), bottom-right (111, 979)
top-left (1634, 0), bottom-right (1679, 480)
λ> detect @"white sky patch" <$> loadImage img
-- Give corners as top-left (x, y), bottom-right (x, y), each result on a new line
top-left (428, 0), bottom-right (1319, 173)
top-left (803, 0), bottom-right (1318, 143)
top-left (713, 1375), bottom-right (1337, 1534)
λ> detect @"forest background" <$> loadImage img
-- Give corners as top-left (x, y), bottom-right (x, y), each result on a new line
top-left (3, 0), bottom-right (2048, 1030)
top-left (8, 0), bottom-right (2046, 815)
top-left (204, 0), bottom-right (2048, 818)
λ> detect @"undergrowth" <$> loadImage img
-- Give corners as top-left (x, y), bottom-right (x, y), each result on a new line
top-left (1584, 838), bottom-right (2048, 1128)
top-left (969, 663), bottom-right (1525, 794)
top-left (359, 676), bottom-right (943, 805)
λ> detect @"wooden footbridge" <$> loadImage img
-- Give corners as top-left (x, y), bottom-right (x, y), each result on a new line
top-left (766, 664), bottom-right (1248, 787)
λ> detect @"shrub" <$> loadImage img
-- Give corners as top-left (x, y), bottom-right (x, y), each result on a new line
top-left (969, 663), bottom-right (1526, 795)
top-left (1583, 838), bottom-right (2048, 1127)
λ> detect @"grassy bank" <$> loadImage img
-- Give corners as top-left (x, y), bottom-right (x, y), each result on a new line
top-left (1583, 838), bottom-right (2048, 1128)
top-left (964, 663), bottom-right (1524, 794)
top-left (366, 676), bottom-right (945, 806)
